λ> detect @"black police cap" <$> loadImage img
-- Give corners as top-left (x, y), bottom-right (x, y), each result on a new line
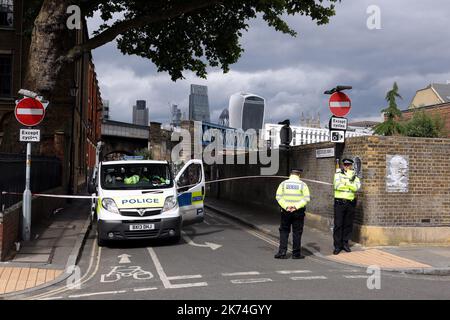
top-left (342, 158), bottom-right (354, 165)
top-left (291, 169), bottom-right (303, 175)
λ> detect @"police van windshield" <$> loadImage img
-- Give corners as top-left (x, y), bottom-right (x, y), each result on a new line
top-left (101, 163), bottom-right (173, 190)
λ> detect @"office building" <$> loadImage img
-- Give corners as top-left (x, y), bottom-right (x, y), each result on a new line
top-left (228, 92), bottom-right (265, 131)
top-left (102, 100), bottom-right (110, 120)
top-left (171, 104), bottom-right (182, 127)
top-left (189, 84), bottom-right (210, 122)
top-left (132, 100), bottom-right (149, 126)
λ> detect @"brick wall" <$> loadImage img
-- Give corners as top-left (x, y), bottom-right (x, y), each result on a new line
top-left (209, 136), bottom-right (450, 229)
top-left (345, 136), bottom-right (450, 227)
top-left (400, 102), bottom-right (450, 137)
top-left (0, 187), bottom-right (66, 261)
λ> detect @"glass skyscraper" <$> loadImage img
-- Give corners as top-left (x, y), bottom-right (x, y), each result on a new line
top-left (189, 84), bottom-right (211, 122)
top-left (132, 100), bottom-right (149, 126)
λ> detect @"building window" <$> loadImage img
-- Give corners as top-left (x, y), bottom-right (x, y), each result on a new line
top-left (0, 0), bottom-right (14, 27)
top-left (0, 55), bottom-right (12, 97)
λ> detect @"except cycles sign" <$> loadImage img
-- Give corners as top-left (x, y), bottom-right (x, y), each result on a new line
top-left (15, 97), bottom-right (45, 127)
top-left (20, 129), bottom-right (40, 142)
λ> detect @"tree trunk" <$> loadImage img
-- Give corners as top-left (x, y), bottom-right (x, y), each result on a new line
top-left (25, 0), bottom-right (70, 96)
top-left (1, 0), bottom-right (70, 153)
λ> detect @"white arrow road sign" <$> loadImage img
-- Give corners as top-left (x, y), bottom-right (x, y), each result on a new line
top-left (181, 232), bottom-right (222, 250)
top-left (118, 254), bottom-right (131, 264)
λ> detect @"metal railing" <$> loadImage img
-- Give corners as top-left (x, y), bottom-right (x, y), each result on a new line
top-left (0, 153), bottom-right (62, 210)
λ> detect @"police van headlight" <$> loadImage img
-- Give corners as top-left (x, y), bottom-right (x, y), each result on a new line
top-left (102, 198), bottom-right (120, 214)
top-left (162, 196), bottom-right (178, 213)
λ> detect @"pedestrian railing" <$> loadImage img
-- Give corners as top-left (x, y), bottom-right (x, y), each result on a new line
top-left (0, 153), bottom-right (62, 210)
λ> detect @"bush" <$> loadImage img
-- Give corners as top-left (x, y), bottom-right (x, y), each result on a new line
top-left (404, 111), bottom-right (446, 138)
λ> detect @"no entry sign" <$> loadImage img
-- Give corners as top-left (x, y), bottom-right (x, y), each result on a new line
top-left (15, 97), bottom-right (45, 127)
top-left (329, 92), bottom-right (351, 117)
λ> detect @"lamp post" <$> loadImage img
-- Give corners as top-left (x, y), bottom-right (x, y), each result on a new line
top-left (68, 82), bottom-right (79, 199)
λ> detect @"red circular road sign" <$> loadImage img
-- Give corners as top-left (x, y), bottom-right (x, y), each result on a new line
top-left (15, 97), bottom-right (45, 127)
top-left (329, 92), bottom-right (351, 117)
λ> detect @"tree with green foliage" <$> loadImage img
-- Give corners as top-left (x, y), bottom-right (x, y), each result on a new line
top-left (2, 0), bottom-right (341, 151)
top-left (23, 0), bottom-right (341, 97)
top-left (373, 82), bottom-right (405, 136)
top-left (404, 111), bottom-right (446, 138)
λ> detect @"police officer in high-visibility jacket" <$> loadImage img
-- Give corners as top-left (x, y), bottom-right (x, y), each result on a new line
top-left (333, 158), bottom-right (361, 255)
top-left (275, 169), bottom-right (311, 259)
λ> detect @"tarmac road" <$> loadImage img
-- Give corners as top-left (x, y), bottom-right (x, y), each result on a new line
top-left (18, 208), bottom-right (450, 301)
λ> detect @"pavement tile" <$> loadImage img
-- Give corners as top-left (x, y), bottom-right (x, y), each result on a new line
top-left (0, 267), bottom-right (64, 295)
top-left (327, 249), bottom-right (432, 268)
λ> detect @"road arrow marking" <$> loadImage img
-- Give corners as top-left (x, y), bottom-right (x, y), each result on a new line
top-left (181, 232), bottom-right (222, 250)
top-left (118, 254), bottom-right (131, 264)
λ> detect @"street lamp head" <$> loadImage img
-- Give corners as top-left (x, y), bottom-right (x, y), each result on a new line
top-left (18, 89), bottom-right (39, 99)
top-left (324, 85), bottom-right (353, 95)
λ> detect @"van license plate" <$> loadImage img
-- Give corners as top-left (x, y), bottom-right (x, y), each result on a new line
top-left (129, 224), bottom-right (155, 231)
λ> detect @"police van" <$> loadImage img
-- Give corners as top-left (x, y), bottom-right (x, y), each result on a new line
top-left (89, 159), bottom-right (205, 246)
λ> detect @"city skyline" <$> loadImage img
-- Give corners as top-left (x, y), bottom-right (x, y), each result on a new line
top-left (88, 0), bottom-right (450, 126)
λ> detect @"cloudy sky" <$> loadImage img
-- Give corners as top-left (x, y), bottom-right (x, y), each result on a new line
top-left (87, 0), bottom-right (450, 126)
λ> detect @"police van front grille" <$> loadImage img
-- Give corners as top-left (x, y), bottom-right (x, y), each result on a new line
top-left (119, 209), bottom-right (162, 217)
top-left (124, 230), bottom-right (159, 238)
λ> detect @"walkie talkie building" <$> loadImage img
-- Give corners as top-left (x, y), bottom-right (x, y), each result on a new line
top-left (228, 92), bottom-right (265, 131)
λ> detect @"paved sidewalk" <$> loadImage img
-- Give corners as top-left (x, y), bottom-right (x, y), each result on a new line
top-left (205, 198), bottom-right (450, 274)
top-left (0, 200), bottom-right (91, 296)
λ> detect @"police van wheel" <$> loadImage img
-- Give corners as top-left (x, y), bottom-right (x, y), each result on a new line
top-left (170, 232), bottom-right (181, 244)
top-left (97, 236), bottom-right (107, 247)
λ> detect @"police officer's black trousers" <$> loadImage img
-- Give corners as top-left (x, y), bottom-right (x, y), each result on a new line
top-left (333, 199), bottom-right (356, 249)
top-left (278, 208), bottom-right (305, 255)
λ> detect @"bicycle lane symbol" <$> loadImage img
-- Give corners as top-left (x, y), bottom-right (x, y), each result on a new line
top-left (100, 266), bottom-right (154, 283)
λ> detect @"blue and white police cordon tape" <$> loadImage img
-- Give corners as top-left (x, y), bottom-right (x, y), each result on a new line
top-left (1, 176), bottom-right (333, 199)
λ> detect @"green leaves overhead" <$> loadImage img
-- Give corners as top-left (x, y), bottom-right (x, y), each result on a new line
top-left (83, 0), bottom-right (339, 80)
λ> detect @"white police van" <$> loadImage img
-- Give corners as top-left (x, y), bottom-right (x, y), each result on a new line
top-left (89, 159), bottom-right (205, 246)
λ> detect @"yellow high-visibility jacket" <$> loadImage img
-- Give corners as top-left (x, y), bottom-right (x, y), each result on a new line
top-left (334, 169), bottom-right (361, 201)
top-left (276, 175), bottom-right (311, 211)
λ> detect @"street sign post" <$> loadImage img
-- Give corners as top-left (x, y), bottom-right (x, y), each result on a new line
top-left (329, 92), bottom-right (351, 117)
top-left (15, 94), bottom-right (46, 241)
top-left (330, 130), bottom-right (345, 143)
top-left (20, 129), bottom-right (40, 142)
top-left (329, 116), bottom-right (348, 131)
top-left (15, 97), bottom-right (45, 127)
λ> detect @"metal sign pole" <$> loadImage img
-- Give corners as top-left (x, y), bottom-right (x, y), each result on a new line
top-left (22, 141), bottom-right (32, 241)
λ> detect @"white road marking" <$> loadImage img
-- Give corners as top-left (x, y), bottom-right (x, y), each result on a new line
top-left (182, 232), bottom-right (222, 250)
top-left (222, 271), bottom-right (261, 277)
top-left (118, 254), bottom-right (131, 264)
top-left (167, 275), bottom-right (203, 280)
top-left (291, 276), bottom-right (328, 280)
top-left (30, 243), bottom-right (102, 300)
top-left (231, 278), bottom-right (273, 284)
top-left (204, 219), bottom-right (211, 225)
top-left (277, 270), bottom-right (312, 274)
top-left (169, 282), bottom-right (208, 289)
top-left (40, 296), bottom-right (63, 300)
top-left (69, 290), bottom-right (127, 298)
top-left (344, 275), bottom-right (370, 279)
top-left (133, 287), bottom-right (158, 292)
top-left (146, 247), bottom-right (208, 289)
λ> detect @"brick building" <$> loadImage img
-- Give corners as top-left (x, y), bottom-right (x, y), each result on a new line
top-left (396, 83), bottom-right (450, 137)
top-left (400, 102), bottom-right (450, 137)
top-left (0, 0), bottom-right (103, 194)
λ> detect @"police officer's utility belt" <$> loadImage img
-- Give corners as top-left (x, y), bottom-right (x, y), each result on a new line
top-left (334, 198), bottom-right (353, 204)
